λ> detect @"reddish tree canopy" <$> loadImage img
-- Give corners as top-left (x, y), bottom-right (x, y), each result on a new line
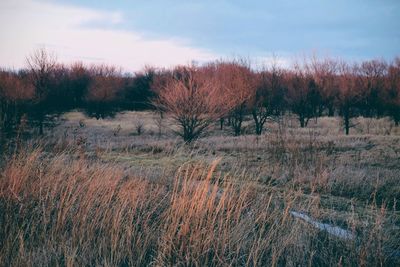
top-left (153, 65), bottom-right (227, 142)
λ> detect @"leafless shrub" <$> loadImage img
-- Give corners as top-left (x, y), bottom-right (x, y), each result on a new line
top-left (134, 119), bottom-right (145, 135)
top-left (152, 65), bottom-right (228, 143)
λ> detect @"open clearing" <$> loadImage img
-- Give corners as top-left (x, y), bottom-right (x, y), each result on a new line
top-left (1, 111), bottom-right (399, 266)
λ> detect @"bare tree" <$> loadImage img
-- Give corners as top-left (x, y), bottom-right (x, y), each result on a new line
top-left (286, 67), bottom-right (313, 128)
top-left (336, 62), bottom-right (360, 135)
top-left (26, 48), bottom-right (57, 134)
top-left (358, 59), bottom-right (388, 117)
top-left (85, 64), bottom-right (123, 119)
top-left (385, 57), bottom-right (400, 125)
top-left (251, 61), bottom-right (286, 135)
top-left (152, 66), bottom-right (226, 143)
top-left (0, 71), bottom-right (33, 135)
top-left (124, 65), bottom-right (156, 110)
top-left (308, 57), bottom-right (339, 117)
top-left (69, 62), bottom-right (91, 107)
top-left (214, 60), bottom-right (256, 136)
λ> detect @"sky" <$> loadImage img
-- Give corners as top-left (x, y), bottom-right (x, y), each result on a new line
top-left (0, 0), bottom-right (399, 72)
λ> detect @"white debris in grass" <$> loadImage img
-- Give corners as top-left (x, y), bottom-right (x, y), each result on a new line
top-left (290, 211), bottom-right (355, 240)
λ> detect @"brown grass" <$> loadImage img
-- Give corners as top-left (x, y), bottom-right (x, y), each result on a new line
top-left (0, 145), bottom-right (399, 266)
top-left (0, 112), bottom-right (399, 266)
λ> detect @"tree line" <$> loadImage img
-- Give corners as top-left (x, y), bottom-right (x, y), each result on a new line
top-left (0, 49), bottom-right (155, 137)
top-left (152, 57), bottom-right (400, 141)
top-left (0, 49), bottom-right (399, 142)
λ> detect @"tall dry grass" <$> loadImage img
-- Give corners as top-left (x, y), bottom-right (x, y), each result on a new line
top-left (0, 147), bottom-right (398, 266)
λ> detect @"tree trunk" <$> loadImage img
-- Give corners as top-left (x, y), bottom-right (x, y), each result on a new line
top-left (252, 111), bottom-right (264, 135)
top-left (227, 117), bottom-right (232, 126)
top-left (344, 110), bottom-right (350, 135)
top-left (299, 116), bottom-right (305, 128)
top-left (231, 115), bottom-right (242, 136)
top-left (255, 124), bottom-right (262, 135)
top-left (328, 105), bottom-right (334, 117)
top-left (233, 120), bottom-right (242, 136)
top-left (183, 126), bottom-right (193, 143)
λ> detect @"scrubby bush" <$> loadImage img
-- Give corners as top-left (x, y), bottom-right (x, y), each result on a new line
top-left (152, 66), bottom-right (227, 142)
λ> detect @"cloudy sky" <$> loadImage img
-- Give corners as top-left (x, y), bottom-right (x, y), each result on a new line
top-left (0, 0), bottom-right (399, 71)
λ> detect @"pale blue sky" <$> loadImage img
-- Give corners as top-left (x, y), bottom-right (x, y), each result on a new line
top-left (1, 0), bottom-right (399, 71)
top-left (52, 0), bottom-right (400, 58)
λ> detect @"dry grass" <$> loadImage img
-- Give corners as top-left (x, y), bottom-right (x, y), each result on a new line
top-left (1, 112), bottom-right (399, 266)
top-left (0, 148), bottom-right (398, 266)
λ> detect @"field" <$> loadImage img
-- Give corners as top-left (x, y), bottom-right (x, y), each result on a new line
top-left (1, 111), bottom-right (400, 266)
